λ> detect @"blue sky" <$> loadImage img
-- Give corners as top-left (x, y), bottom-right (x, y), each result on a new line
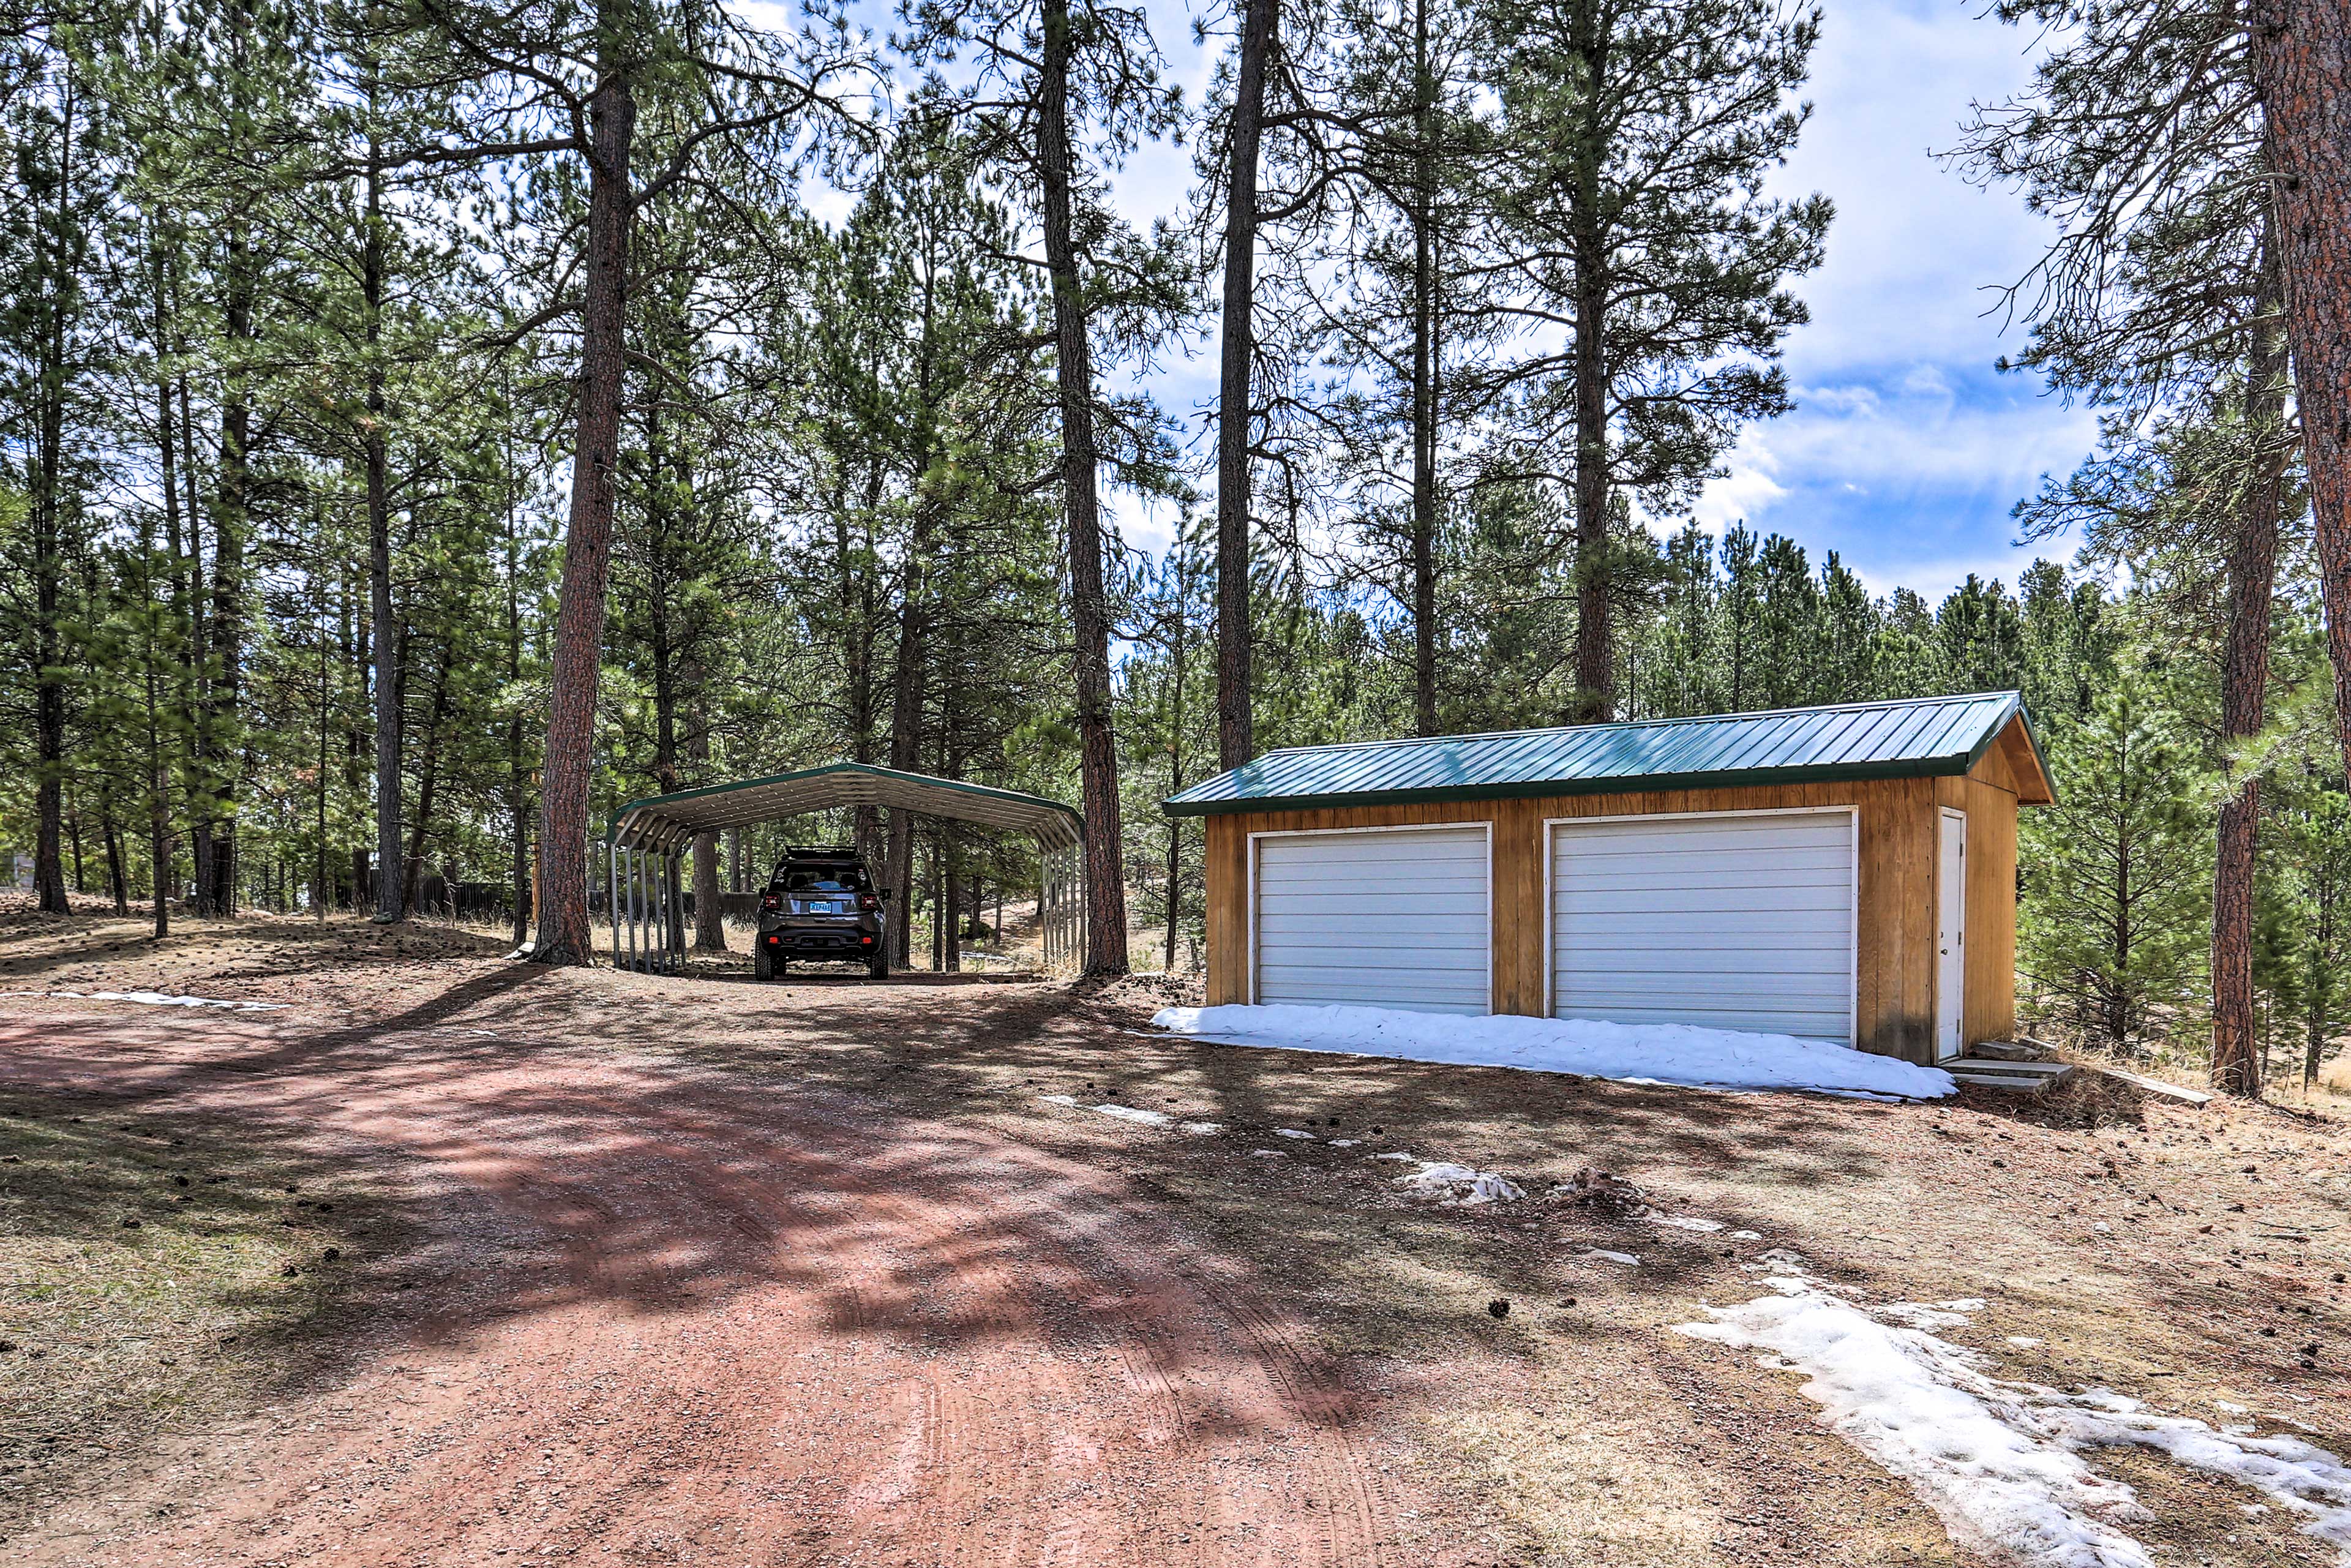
top-left (1084, 0), bottom-right (2103, 602)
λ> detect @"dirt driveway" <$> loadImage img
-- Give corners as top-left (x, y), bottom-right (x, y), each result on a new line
top-left (2, 912), bottom-right (2347, 1567)
top-left (0, 998), bottom-right (1463, 1564)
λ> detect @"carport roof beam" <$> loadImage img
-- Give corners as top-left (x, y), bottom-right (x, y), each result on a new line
top-left (607, 762), bottom-right (1084, 853)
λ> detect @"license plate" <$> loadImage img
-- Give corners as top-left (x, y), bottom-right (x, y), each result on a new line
top-left (804, 900), bottom-right (838, 915)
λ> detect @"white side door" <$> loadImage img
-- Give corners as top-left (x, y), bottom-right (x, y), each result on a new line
top-left (1936, 808), bottom-right (1967, 1061)
top-left (1550, 809), bottom-right (1858, 1043)
top-left (1253, 825), bottom-right (1491, 1015)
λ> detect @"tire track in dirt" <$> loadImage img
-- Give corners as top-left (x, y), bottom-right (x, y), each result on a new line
top-left (0, 1010), bottom-right (1450, 1566)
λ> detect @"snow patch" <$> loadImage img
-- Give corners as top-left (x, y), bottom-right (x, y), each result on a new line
top-left (13, 989), bottom-right (287, 1012)
top-left (1676, 1256), bottom-right (2351, 1567)
top-left (1579, 1248), bottom-right (1641, 1266)
top-left (1876, 1299), bottom-right (1988, 1330)
top-left (1648, 1213), bottom-right (1727, 1233)
top-left (1152, 1003), bottom-right (1954, 1099)
top-left (2039, 1392), bottom-right (2351, 1555)
top-left (1391, 1160), bottom-right (1525, 1205)
top-left (1273, 1128), bottom-right (1317, 1140)
top-left (1677, 1260), bottom-right (2151, 1567)
top-left (1040, 1097), bottom-right (1220, 1136)
top-left (1092, 1103), bottom-right (1172, 1127)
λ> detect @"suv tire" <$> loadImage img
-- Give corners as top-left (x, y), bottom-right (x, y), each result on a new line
top-left (867, 947), bottom-right (888, 981)
top-left (754, 945), bottom-right (774, 981)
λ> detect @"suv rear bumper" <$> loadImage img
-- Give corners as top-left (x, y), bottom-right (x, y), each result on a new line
top-left (759, 924), bottom-right (881, 956)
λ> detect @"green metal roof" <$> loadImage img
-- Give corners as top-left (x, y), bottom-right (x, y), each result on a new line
top-left (1164, 692), bottom-right (2053, 816)
top-left (610, 762), bottom-right (1084, 852)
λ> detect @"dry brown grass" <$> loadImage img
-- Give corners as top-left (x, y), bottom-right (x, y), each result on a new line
top-left (0, 1089), bottom-right (426, 1535)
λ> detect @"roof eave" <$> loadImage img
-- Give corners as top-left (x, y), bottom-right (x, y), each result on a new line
top-left (1161, 752), bottom-right (1981, 817)
top-left (609, 762), bottom-right (1084, 850)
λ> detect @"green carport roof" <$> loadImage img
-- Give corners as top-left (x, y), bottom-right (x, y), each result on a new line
top-left (610, 762), bottom-right (1084, 853)
top-left (1164, 691), bottom-right (2054, 816)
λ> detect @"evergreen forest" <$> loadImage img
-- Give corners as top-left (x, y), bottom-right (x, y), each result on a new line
top-left (5, 0), bottom-right (2351, 1095)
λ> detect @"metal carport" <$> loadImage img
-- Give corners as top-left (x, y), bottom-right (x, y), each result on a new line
top-left (606, 763), bottom-right (1085, 976)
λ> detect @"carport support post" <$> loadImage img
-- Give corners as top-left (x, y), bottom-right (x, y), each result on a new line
top-left (628, 848), bottom-right (642, 973)
top-left (669, 849), bottom-right (684, 972)
top-left (607, 843), bottom-right (619, 967)
top-left (662, 850), bottom-right (677, 973)
top-left (662, 849), bottom-right (677, 973)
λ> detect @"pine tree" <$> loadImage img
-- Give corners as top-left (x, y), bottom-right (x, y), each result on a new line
top-left (1476, 0), bottom-right (1829, 721)
top-left (2019, 677), bottom-right (2213, 1057)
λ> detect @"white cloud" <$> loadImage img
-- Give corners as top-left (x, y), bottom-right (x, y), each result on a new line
top-left (1690, 431), bottom-right (1790, 533)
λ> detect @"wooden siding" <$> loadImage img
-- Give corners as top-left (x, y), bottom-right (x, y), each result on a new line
top-left (1201, 749), bottom-right (2028, 1066)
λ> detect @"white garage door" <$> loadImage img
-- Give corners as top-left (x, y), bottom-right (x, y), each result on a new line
top-left (1254, 827), bottom-right (1490, 1015)
top-left (1550, 810), bottom-right (1855, 1042)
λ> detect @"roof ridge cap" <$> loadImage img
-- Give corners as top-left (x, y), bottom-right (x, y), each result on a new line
top-left (1255, 691), bottom-right (2020, 761)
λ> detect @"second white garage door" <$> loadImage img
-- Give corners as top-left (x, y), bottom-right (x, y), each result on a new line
top-left (1254, 825), bottom-right (1491, 1015)
top-left (1550, 809), bottom-right (1856, 1042)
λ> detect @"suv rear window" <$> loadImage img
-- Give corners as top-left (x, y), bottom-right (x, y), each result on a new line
top-left (776, 865), bottom-right (868, 893)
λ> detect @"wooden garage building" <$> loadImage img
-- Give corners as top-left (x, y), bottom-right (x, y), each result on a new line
top-left (1166, 692), bottom-right (2054, 1067)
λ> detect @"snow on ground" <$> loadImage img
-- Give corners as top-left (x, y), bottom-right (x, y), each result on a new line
top-left (6, 989), bottom-right (287, 1011)
top-left (1152, 1005), bottom-right (1955, 1100)
top-left (1037, 1095), bottom-right (1220, 1135)
top-left (2039, 1394), bottom-right (2351, 1555)
top-left (1676, 1255), bottom-right (2351, 1567)
top-left (1389, 1161), bottom-right (1524, 1205)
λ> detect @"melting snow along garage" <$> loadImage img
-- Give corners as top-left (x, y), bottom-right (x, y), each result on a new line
top-left (1166, 693), bottom-right (2054, 1066)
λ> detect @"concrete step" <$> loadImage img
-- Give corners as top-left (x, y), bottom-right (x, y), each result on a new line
top-left (1968, 1038), bottom-right (2055, 1062)
top-left (1948, 1056), bottom-right (2076, 1093)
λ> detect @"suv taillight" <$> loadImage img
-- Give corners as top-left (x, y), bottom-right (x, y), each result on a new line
top-left (760, 893), bottom-right (780, 913)
top-left (857, 893), bottom-right (879, 911)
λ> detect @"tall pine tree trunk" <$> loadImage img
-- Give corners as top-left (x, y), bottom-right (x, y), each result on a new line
top-left (206, 275), bottom-right (251, 917)
top-left (531, 34), bottom-right (637, 966)
top-left (1566, 8), bottom-right (1614, 723)
top-left (401, 650), bottom-right (451, 913)
top-left (1040, 0), bottom-right (1130, 975)
top-left (884, 507), bottom-right (929, 965)
top-left (150, 258), bottom-right (178, 939)
top-left (1166, 594), bottom-right (1187, 969)
top-left (1215, 0), bottom-right (1273, 769)
top-left (1568, 156), bottom-right (1613, 716)
top-left (689, 704), bottom-right (726, 952)
top-left (29, 69), bottom-right (80, 915)
top-left (1409, 0), bottom-right (1439, 737)
top-left (504, 445), bottom-right (532, 945)
top-left (100, 783), bottom-right (127, 915)
top-left (366, 143), bottom-right (404, 925)
top-left (2211, 227), bottom-right (2288, 1098)
top-left (2245, 0), bottom-right (2351, 781)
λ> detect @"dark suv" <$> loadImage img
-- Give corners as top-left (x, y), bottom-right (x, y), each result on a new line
top-left (755, 847), bottom-right (889, 980)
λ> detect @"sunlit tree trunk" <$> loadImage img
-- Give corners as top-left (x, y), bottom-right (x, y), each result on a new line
top-left (1039, 0), bottom-right (1130, 974)
top-left (532, 28), bottom-right (637, 966)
